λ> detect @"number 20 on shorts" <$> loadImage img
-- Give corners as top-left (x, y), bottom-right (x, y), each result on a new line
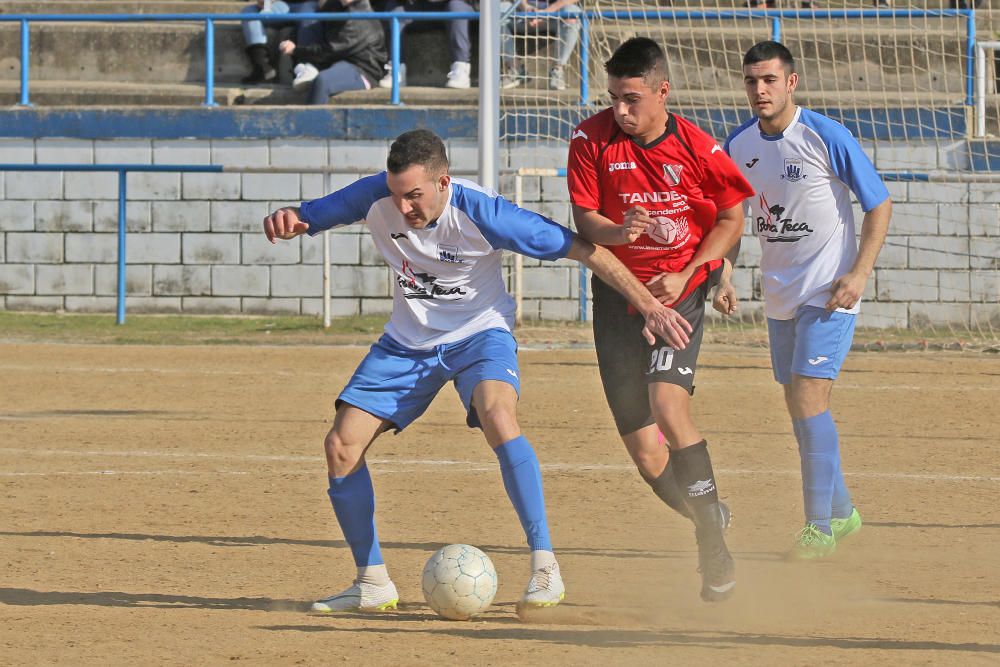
top-left (649, 346), bottom-right (675, 373)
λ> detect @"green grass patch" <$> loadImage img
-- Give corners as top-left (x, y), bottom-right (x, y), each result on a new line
top-left (0, 312), bottom-right (389, 346)
top-left (0, 311), bottom-right (995, 351)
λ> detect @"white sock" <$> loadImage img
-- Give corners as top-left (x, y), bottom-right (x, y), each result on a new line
top-left (530, 549), bottom-right (557, 572)
top-left (356, 563), bottom-right (390, 587)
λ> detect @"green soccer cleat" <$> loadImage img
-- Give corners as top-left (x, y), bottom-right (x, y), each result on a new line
top-left (831, 508), bottom-right (862, 542)
top-left (788, 523), bottom-right (837, 560)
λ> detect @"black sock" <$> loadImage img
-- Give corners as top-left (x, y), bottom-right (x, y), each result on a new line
top-left (641, 458), bottom-right (692, 519)
top-left (671, 440), bottom-right (726, 543)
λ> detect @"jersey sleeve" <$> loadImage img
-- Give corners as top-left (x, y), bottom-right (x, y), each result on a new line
top-left (567, 128), bottom-right (602, 211)
top-left (452, 185), bottom-right (575, 261)
top-left (699, 144), bottom-right (756, 211)
top-left (298, 172), bottom-right (390, 235)
top-left (823, 127), bottom-right (890, 212)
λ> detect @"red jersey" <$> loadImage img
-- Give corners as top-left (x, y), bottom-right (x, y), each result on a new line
top-left (568, 108), bottom-right (754, 301)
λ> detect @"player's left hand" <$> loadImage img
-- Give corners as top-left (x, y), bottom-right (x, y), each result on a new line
top-left (712, 280), bottom-right (738, 315)
top-left (641, 305), bottom-right (693, 350)
top-left (645, 271), bottom-right (688, 306)
top-left (279, 40), bottom-right (296, 55)
top-left (826, 270), bottom-right (868, 311)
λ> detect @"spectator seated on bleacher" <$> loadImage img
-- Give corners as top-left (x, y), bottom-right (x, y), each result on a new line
top-left (373, 0), bottom-right (476, 90)
top-left (499, 0), bottom-right (582, 92)
top-left (279, 0), bottom-right (388, 104)
top-left (240, 0), bottom-right (324, 84)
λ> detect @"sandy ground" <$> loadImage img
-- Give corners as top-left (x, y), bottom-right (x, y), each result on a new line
top-left (1, 342), bottom-right (998, 665)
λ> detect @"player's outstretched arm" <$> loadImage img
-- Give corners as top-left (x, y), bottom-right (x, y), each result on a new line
top-left (571, 205), bottom-right (645, 246)
top-left (565, 237), bottom-right (692, 349)
top-left (826, 197), bottom-right (892, 311)
top-left (263, 206), bottom-right (310, 244)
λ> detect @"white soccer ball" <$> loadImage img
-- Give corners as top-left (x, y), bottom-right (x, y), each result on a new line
top-left (421, 544), bottom-right (498, 620)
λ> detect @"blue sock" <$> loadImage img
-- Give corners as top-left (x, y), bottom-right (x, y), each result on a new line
top-left (494, 436), bottom-right (552, 552)
top-left (830, 447), bottom-right (854, 520)
top-left (795, 412), bottom-right (854, 520)
top-left (794, 411), bottom-right (843, 535)
top-left (327, 465), bottom-right (384, 567)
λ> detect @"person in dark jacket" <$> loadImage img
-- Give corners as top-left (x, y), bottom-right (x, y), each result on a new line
top-left (279, 0), bottom-right (388, 104)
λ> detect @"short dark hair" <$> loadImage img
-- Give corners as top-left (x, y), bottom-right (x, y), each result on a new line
top-left (743, 40), bottom-right (795, 72)
top-left (387, 129), bottom-right (449, 175)
top-left (605, 37), bottom-right (669, 83)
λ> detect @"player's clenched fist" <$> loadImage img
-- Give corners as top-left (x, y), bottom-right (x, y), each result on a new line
top-left (263, 206), bottom-right (310, 244)
top-left (620, 205), bottom-right (652, 244)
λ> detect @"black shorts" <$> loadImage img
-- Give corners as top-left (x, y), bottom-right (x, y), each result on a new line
top-left (591, 271), bottom-right (717, 437)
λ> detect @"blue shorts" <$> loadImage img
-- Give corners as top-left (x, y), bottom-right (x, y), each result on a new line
top-left (337, 328), bottom-right (521, 431)
top-left (767, 306), bottom-right (856, 385)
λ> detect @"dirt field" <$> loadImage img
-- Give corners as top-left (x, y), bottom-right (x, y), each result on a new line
top-left (1, 341), bottom-right (998, 665)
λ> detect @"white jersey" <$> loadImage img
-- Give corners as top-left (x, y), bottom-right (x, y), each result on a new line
top-left (299, 173), bottom-right (574, 349)
top-left (724, 107), bottom-right (889, 320)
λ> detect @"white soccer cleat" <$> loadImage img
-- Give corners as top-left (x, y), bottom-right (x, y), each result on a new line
top-left (519, 561), bottom-right (565, 608)
top-left (292, 63), bottom-right (319, 91)
top-left (310, 580), bottom-right (399, 613)
top-left (445, 61), bottom-right (471, 89)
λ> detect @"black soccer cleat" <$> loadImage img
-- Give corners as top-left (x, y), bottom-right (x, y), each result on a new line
top-left (698, 542), bottom-right (736, 602)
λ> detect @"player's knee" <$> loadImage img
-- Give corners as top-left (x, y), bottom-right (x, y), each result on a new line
top-left (788, 377), bottom-right (831, 418)
top-left (478, 405), bottom-right (519, 440)
top-left (654, 402), bottom-right (690, 430)
top-left (323, 430), bottom-right (361, 472)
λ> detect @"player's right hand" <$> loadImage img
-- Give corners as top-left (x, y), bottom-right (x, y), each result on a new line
top-left (641, 305), bottom-right (693, 350)
top-left (263, 206), bottom-right (309, 244)
top-left (621, 205), bottom-right (651, 244)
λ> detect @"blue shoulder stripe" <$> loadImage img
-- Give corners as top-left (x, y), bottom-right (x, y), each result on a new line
top-left (798, 108), bottom-right (889, 212)
top-left (724, 115), bottom-right (758, 155)
top-left (299, 172), bottom-right (390, 234)
top-left (451, 180), bottom-right (574, 261)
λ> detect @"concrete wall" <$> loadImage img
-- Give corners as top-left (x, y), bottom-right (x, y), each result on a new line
top-left (0, 136), bottom-right (998, 328)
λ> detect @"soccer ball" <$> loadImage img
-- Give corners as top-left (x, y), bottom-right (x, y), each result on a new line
top-left (421, 544), bottom-right (498, 620)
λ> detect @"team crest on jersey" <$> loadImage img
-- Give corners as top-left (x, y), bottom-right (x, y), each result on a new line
top-left (662, 163), bottom-right (683, 186)
top-left (782, 158), bottom-right (805, 182)
top-left (647, 215), bottom-right (691, 249)
top-left (437, 244), bottom-right (465, 264)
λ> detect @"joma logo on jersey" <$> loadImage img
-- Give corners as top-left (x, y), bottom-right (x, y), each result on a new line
top-left (437, 244), bottom-right (465, 264)
top-left (608, 161), bottom-right (637, 173)
top-left (618, 191), bottom-right (687, 205)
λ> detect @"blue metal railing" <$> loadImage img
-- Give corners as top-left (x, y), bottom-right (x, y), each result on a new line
top-left (0, 9), bottom-right (976, 108)
top-left (0, 164), bottom-right (223, 324)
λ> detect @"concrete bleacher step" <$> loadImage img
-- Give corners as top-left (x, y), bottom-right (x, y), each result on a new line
top-left (0, 0), bottom-right (236, 14)
top-left (0, 79), bottom-right (295, 106)
top-left (0, 21), bottom-right (252, 84)
top-left (0, 1), bottom-right (989, 107)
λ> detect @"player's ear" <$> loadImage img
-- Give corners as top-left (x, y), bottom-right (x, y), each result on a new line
top-left (438, 173), bottom-right (451, 192)
top-left (659, 79), bottom-right (670, 101)
top-left (787, 71), bottom-right (798, 94)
